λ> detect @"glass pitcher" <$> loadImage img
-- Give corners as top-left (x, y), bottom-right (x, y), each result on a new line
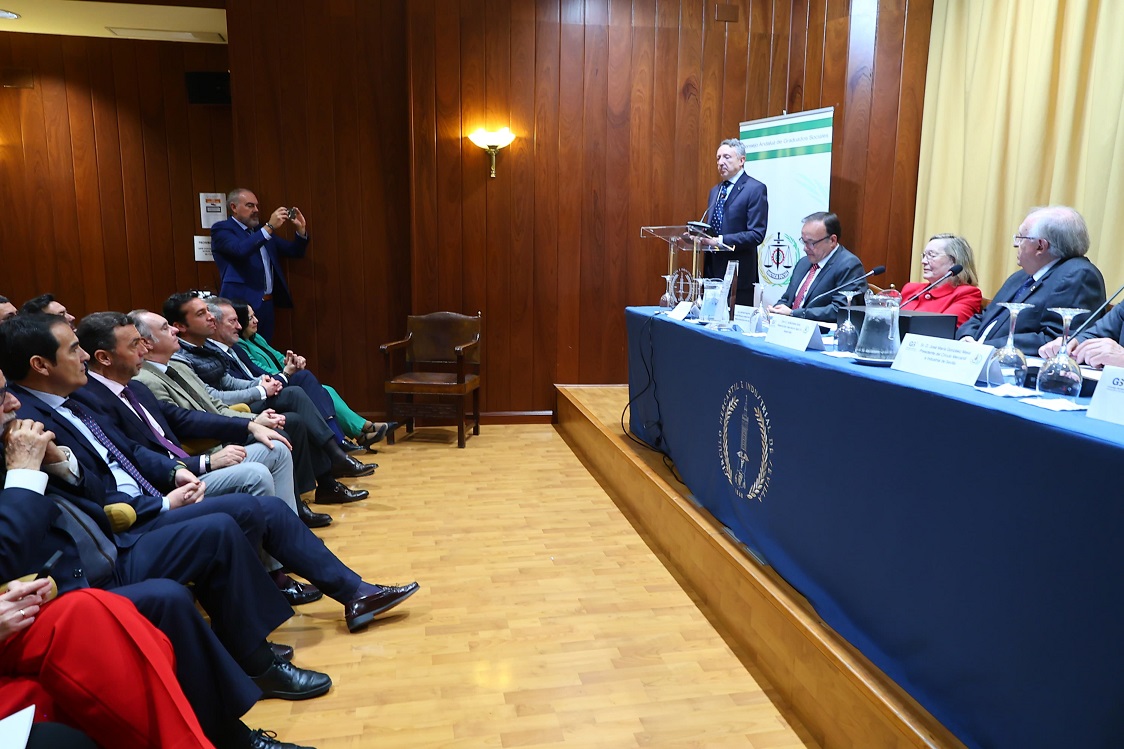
top-left (855, 289), bottom-right (901, 361)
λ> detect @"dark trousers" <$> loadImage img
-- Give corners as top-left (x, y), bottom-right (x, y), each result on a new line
top-left (250, 386), bottom-right (336, 487)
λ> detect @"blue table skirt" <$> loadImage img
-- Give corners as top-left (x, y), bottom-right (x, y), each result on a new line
top-left (626, 307), bottom-right (1124, 749)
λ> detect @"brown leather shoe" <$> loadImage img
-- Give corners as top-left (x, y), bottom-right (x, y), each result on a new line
top-left (314, 480), bottom-right (369, 504)
top-left (272, 572), bottom-right (323, 606)
top-left (345, 582), bottom-right (420, 632)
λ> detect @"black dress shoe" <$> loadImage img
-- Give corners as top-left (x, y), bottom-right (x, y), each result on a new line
top-left (297, 499), bottom-right (332, 528)
top-left (330, 453), bottom-right (376, 478)
top-left (314, 480), bottom-right (369, 504)
top-left (269, 642), bottom-right (294, 663)
top-left (357, 422), bottom-right (389, 448)
top-left (251, 657), bottom-right (332, 700)
top-left (345, 582), bottom-right (420, 632)
top-left (272, 572), bottom-right (323, 606)
top-left (248, 728), bottom-right (316, 749)
top-left (341, 440), bottom-right (364, 452)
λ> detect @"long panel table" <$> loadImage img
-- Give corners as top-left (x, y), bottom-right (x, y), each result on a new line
top-left (625, 306), bottom-right (1124, 749)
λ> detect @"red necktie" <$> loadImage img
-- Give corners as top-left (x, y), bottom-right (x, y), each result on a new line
top-left (793, 263), bottom-right (820, 309)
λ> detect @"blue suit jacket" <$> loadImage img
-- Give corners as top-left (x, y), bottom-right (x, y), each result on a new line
top-left (73, 377), bottom-right (250, 459)
top-left (956, 257), bottom-right (1106, 354)
top-left (209, 217), bottom-right (309, 309)
top-left (703, 173), bottom-right (769, 291)
top-left (776, 245), bottom-right (867, 323)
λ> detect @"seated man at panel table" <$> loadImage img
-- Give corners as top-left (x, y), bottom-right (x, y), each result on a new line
top-left (957, 205), bottom-right (1106, 355)
top-left (768, 211), bottom-right (866, 323)
top-left (1038, 298), bottom-right (1124, 368)
top-left (0, 313), bottom-right (420, 635)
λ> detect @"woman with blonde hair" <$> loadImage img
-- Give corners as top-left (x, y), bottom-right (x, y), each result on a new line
top-left (901, 233), bottom-right (982, 325)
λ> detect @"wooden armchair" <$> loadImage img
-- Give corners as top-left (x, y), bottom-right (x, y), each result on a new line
top-left (381, 312), bottom-right (482, 448)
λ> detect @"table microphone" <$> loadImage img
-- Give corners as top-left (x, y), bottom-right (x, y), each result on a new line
top-left (1066, 281), bottom-right (1124, 340)
top-left (805, 266), bottom-right (886, 307)
top-left (900, 264), bottom-right (964, 307)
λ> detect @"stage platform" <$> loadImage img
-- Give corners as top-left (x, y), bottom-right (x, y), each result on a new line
top-left (555, 385), bottom-right (964, 749)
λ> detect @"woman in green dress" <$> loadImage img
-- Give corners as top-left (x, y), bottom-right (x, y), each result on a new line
top-left (231, 300), bottom-right (389, 449)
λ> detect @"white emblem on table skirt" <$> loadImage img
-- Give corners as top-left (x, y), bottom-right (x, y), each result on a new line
top-left (719, 381), bottom-right (774, 502)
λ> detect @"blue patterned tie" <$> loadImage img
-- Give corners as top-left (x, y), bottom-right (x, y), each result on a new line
top-left (712, 181), bottom-right (731, 234)
top-left (64, 399), bottom-right (165, 498)
top-left (1011, 275), bottom-right (1035, 302)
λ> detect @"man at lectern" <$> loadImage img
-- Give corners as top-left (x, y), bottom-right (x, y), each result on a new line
top-left (699, 139), bottom-right (769, 306)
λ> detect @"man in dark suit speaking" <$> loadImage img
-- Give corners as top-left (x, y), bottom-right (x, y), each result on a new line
top-left (699, 139), bottom-right (769, 306)
top-left (210, 189), bottom-right (309, 341)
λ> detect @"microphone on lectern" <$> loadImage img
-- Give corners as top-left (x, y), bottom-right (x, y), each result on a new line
top-left (805, 266), bottom-right (886, 307)
top-left (900, 264), bottom-right (964, 307)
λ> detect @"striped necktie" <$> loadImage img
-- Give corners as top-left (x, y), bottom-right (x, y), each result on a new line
top-left (64, 399), bottom-right (165, 498)
top-left (119, 387), bottom-right (190, 460)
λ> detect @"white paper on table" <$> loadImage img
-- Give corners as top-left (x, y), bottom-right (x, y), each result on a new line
top-left (976, 383), bottom-right (1038, 398)
top-left (0, 705), bottom-right (35, 749)
top-left (1018, 397), bottom-right (1088, 412)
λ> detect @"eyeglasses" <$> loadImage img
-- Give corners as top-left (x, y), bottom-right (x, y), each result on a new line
top-left (1013, 235), bottom-right (1040, 246)
top-left (801, 236), bottom-right (831, 248)
top-left (922, 250), bottom-right (950, 261)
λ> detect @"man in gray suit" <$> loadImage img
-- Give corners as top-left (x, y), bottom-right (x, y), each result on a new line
top-left (958, 206), bottom-right (1105, 355)
top-left (769, 212), bottom-right (866, 323)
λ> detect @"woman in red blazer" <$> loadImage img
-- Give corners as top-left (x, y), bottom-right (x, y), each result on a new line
top-left (901, 233), bottom-right (982, 326)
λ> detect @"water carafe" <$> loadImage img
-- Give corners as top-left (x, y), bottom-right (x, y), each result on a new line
top-left (854, 289), bottom-right (901, 361)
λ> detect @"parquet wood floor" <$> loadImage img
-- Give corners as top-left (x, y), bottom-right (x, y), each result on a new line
top-left (246, 415), bottom-right (816, 748)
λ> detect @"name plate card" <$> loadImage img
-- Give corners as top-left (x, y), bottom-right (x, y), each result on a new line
top-left (667, 301), bottom-right (693, 321)
top-left (1086, 365), bottom-right (1124, 426)
top-left (891, 334), bottom-right (993, 385)
top-left (765, 316), bottom-right (824, 352)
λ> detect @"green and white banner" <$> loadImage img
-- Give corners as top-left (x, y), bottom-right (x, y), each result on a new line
top-left (740, 107), bottom-right (834, 305)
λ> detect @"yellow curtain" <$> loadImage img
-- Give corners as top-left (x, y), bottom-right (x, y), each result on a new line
top-left (913, 0), bottom-right (1124, 298)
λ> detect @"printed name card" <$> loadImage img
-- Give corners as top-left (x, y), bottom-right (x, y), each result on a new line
top-left (1086, 365), bottom-right (1124, 426)
top-left (891, 334), bottom-right (993, 385)
top-left (667, 301), bottom-right (694, 321)
top-left (765, 316), bottom-right (824, 352)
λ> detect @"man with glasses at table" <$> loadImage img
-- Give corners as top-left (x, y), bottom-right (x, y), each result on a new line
top-left (768, 211), bottom-right (866, 323)
top-left (957, 206), bottom-right (1105, 355)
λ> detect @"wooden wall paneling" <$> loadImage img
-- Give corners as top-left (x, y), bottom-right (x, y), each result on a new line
top-left (671, 1), bottom-right (702, 224)
top-left (136, 43), bottom-right (175, 311)
top-left (626, 0), bottom-right (660, 310)
top-left (859, 0), bottom-right (907, 280)
top-left (802, 0), bottom-right (828, 107)
top-left (458, 0), bottom-right (489, 407)
top-left (531, 2), bottom-right (561, 408)
top-left (0, 37), bottom-right (35, 296)
top-left (577, 8), bottom-right (609, 382)
top-left (157, 43), bottom-right (200, 299)
top-left (111, 42), bottom-right (151, 309)
top-left (434, 0), bottom-right (465, 314)
top-left (698, 0), bottom-right (725, 201)
top-left (508, 8), bottom-right (538, 410)
top-left (835, 0), bottom-right (874, 258)
top-left (768, 0), bottom-right (793, 117)
top-left (19, 36), bottom-right (61, 297)
top-left (556, 13), bottom-right (585, 384)
top-left (409, 0), bottom-right (441, 316)
top-left (888, 0), bottom-right (933, 286)
top-left (87, 40), bottom-right (132, 310)
top-left (603, 0), bottom-right (633, 383)
top-left (649, 1), bottom-right (677, 240)
top-left (62, 39), bottom-right (110, 314)
top-left (719, 0), bottom-right (750, 137)
top-left (745, 0), bottom-right (772, 123)
top-left (787, 0), bottom-right (809, 113)
top-left (484, 0), bottom-right (513, 408)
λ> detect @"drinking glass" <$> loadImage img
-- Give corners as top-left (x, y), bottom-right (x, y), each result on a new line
top-left (659, 274), bottom-right (676, 308)
top-left (1035, 307), bottom-right (1089, 400)
top-left (985, 302), bottom-right (1033, 386)
top-left (836, 290), bottom-right (860, 353)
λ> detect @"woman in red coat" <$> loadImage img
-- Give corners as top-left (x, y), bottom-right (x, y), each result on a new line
top-left (901, 234), bottom-right (982, 326)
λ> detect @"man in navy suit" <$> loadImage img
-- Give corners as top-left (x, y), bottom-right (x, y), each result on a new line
top-left (958, 206), bottom-right (1106, 355)
top-left (699, 139), bottom-right (769, 305)
top-left (769, 211), bottom-right (867, 323)
top-left (210, 188), bottom-right (309, 341)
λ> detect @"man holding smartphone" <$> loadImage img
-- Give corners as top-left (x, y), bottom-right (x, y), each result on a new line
top-left (210, 189), bottom-right (309, 341)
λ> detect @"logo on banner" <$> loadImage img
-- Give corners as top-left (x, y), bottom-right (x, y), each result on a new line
top-left (719, 381), bottom-right (774, 502)
top-left (762, 232), bottom-right (799, 284)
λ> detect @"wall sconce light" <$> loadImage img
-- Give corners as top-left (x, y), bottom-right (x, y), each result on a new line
top-left (468, 127), bottom-right (515, 178)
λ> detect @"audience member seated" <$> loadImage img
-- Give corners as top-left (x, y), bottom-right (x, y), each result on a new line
top-left (0, 296), bottom-right (16, 322)
top-left (1038, 297), bottom-right (1124, 368)
top-left (957, 206), bottom-right (1105, 354)
top-left (0, 365), bottom-right (313, 748)
top-left (768, 211), bottom-right (866, 323)
top-left (232, 301), bottom-right (390, 449)
top-left (900, 234), bottom-right (982, 325)
top-left (18, 294), bottom-right (75, 329)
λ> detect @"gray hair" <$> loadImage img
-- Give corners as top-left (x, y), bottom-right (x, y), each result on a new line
top-left (128, 309), bottom-right (154, 340)
top-left (206, 297), bottom-right (236, 321)
top-left (927, 234), bottom-right (979, 287)
top-left (227, 188), bottom-right (251, 208)
top-left (1025, 206), bottom-right (1090, 260)
top-left (719, 138), bottom-right (746, 159)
